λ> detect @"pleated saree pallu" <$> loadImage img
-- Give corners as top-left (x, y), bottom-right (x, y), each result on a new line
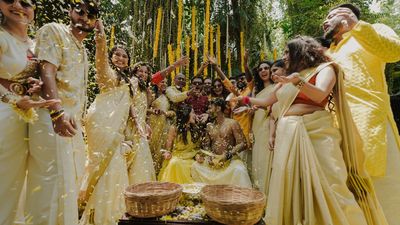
top-left (264, 63), bottom-right (387, 225)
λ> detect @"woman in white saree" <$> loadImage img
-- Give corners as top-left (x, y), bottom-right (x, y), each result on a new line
top-left (79, 20), bottom-right (155, 225)
top-left (237, 36), bottom-right (387, 225)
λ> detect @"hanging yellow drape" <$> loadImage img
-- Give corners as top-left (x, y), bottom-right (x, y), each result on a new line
top-left (109, 25), bottom-right (115, 50)
top-left (185, 36), bottom-right (191, 91)
top-left (240, 31), bottom-right (245, 72)
top-left (227, 48), bottom-right (232, 78)
top-left (168, 44), bottom-right (176, 81)
top-left (260, 32), bottom-right (267, 61)
top-left (273, 48), bottom-right (277, 61)
top-left (153, 7), bottom-right (163, 59)
top-left (210, 25), bottom-right (214, 58)
top-left (203, 0), bottom-right (211, 77)
top-left (176, 0), bottom-right (183, 74)
top-left (191, 6), bottom-right (197, 50)
top-left (216, 24), bottom-right (221, 66)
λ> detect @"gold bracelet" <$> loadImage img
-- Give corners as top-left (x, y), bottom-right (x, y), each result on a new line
top-left (295, 77), bottom-right (306, 89)
top-left (51, 112), bottom-right (64, 122)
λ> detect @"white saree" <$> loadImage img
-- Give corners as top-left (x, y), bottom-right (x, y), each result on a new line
top-left (79, 84), bottom-right (132, 225)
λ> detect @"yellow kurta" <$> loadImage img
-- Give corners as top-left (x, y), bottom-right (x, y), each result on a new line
top-left (148, 94), bottom-right (171, 174)
top-left (328, 21), bottom-right (400, 176)
top-left (158, 133), bottom-right (199, 184)
top-left (251, 85), bottom-right (274, 193)
top-left (328, 21), bottom-right (400, 224)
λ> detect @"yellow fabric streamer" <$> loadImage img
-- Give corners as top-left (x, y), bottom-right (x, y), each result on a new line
top-left (168, 44), bottom-right (176, 81)
top-left (260, 52), bottom-right (265, 61)
top-left (109, 25), bottom-right (115, 50)
top-left (191, 6), bottom-right (197, 50)
top-left (273, 48), bottom-right (277, 61)
top-left (203, 0), bottom-right (211, 77)
top-left (227, 48), bottom-right (231, 78)
top-left (216, 24), bottom-right (221, 65)
top-left (194, 42), bottom-right (198, 78)
top-left (210, 25), bottom-right (214, 57)
top-left (153, 7), bottom-right (163, 59)
top-left (185, 36), bottom-right (191, 91)
top-left (176, 0), bottom-right (183, 74)
top-left (240, 32), bottom-right (245, 72)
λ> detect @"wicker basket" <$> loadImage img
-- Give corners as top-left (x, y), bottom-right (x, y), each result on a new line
top-left (201, 185), bottom-right (266, 225)
top-left (124, 182), bottom-right (182, 218)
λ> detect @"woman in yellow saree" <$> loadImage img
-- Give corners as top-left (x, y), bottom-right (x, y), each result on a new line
top-left (158, 104), bottom-right (201, 184)
top-left (148, 79), bottom-right (175, 174)
top-left (238, 36), bottom-right (387, 225)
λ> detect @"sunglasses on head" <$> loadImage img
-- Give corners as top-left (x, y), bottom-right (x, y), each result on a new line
top-left (73, 4), bottom-right (99, 20)
top-left (3, 0), bottom-right (34, 8)
top-left (258, 66), bottom-right (270, 72)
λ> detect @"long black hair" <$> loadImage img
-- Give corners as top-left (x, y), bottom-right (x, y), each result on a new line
top-left (286, 36), bottom-right (331, 74)
top-left (211, 78), bottom-right (229, 98)
top-left (109, 46), bottom-right (134, 97)
top-left (254, 60), bottom-right (273, 95)
top-left (132, 62), bottom-right (153, 92)
top-left (176, 104), bottom-right (199, 145)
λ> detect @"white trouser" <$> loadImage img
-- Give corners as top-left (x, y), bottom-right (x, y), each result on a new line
top-left (0, 103), bottom-right (58, 225)
top-left (37, 108), bottom-right (86, 225)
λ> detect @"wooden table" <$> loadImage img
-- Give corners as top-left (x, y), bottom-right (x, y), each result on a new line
top-left (118, 214), bottom-right (266, 225)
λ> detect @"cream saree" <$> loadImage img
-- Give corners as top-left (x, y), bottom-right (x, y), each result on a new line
top-left (79, 84), bottom-right (132, 225)
top-left (251, 84), bottom-right (275, 193)
top-left (265, 63), bottom-right (387, 225)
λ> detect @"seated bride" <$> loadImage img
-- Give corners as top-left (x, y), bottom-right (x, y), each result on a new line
top-left (158, 104), bottom-right (201, 184)
top-left (191, 98), bottom-right (252, 188)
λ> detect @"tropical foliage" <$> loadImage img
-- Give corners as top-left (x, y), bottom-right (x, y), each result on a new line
top-left (32, 0), bottom-right (400, 98)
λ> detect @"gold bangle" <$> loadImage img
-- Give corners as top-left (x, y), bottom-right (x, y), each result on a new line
top-left (295, 77), bottom-right (306, 89)
top-left (51, 112), bottom-right (64, 122)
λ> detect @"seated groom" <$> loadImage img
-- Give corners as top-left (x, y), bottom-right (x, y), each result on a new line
top-left (191, 98), bottom-right (252, 188)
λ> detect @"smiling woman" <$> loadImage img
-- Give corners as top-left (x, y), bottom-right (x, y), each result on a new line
top-left (0, 0), bottom-right (62, 224)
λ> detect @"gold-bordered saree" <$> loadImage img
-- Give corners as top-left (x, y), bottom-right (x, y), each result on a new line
top-left (79, 84), bottom-right (132, 225)
top-left (265, 63), bottom-right (387, 225)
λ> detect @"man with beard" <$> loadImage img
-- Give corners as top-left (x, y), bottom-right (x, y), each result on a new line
top-left (323, 3), bottom-right (400, 224)
top-left (191, 98), bottom-right (252, 187)
top-left (34, 1), bottom-right (99, 224)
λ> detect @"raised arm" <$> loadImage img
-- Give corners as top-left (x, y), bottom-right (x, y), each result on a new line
top-left (94, 20), bottom-right (118, 90)
top-left (195, 61), bottom-right (209, 77)
top-left (151, 56), bottom-right (189, 85)
top-left (208, 55), bottom-right (240, 96)
top-left (351, 21), bottom-right (400, 62)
